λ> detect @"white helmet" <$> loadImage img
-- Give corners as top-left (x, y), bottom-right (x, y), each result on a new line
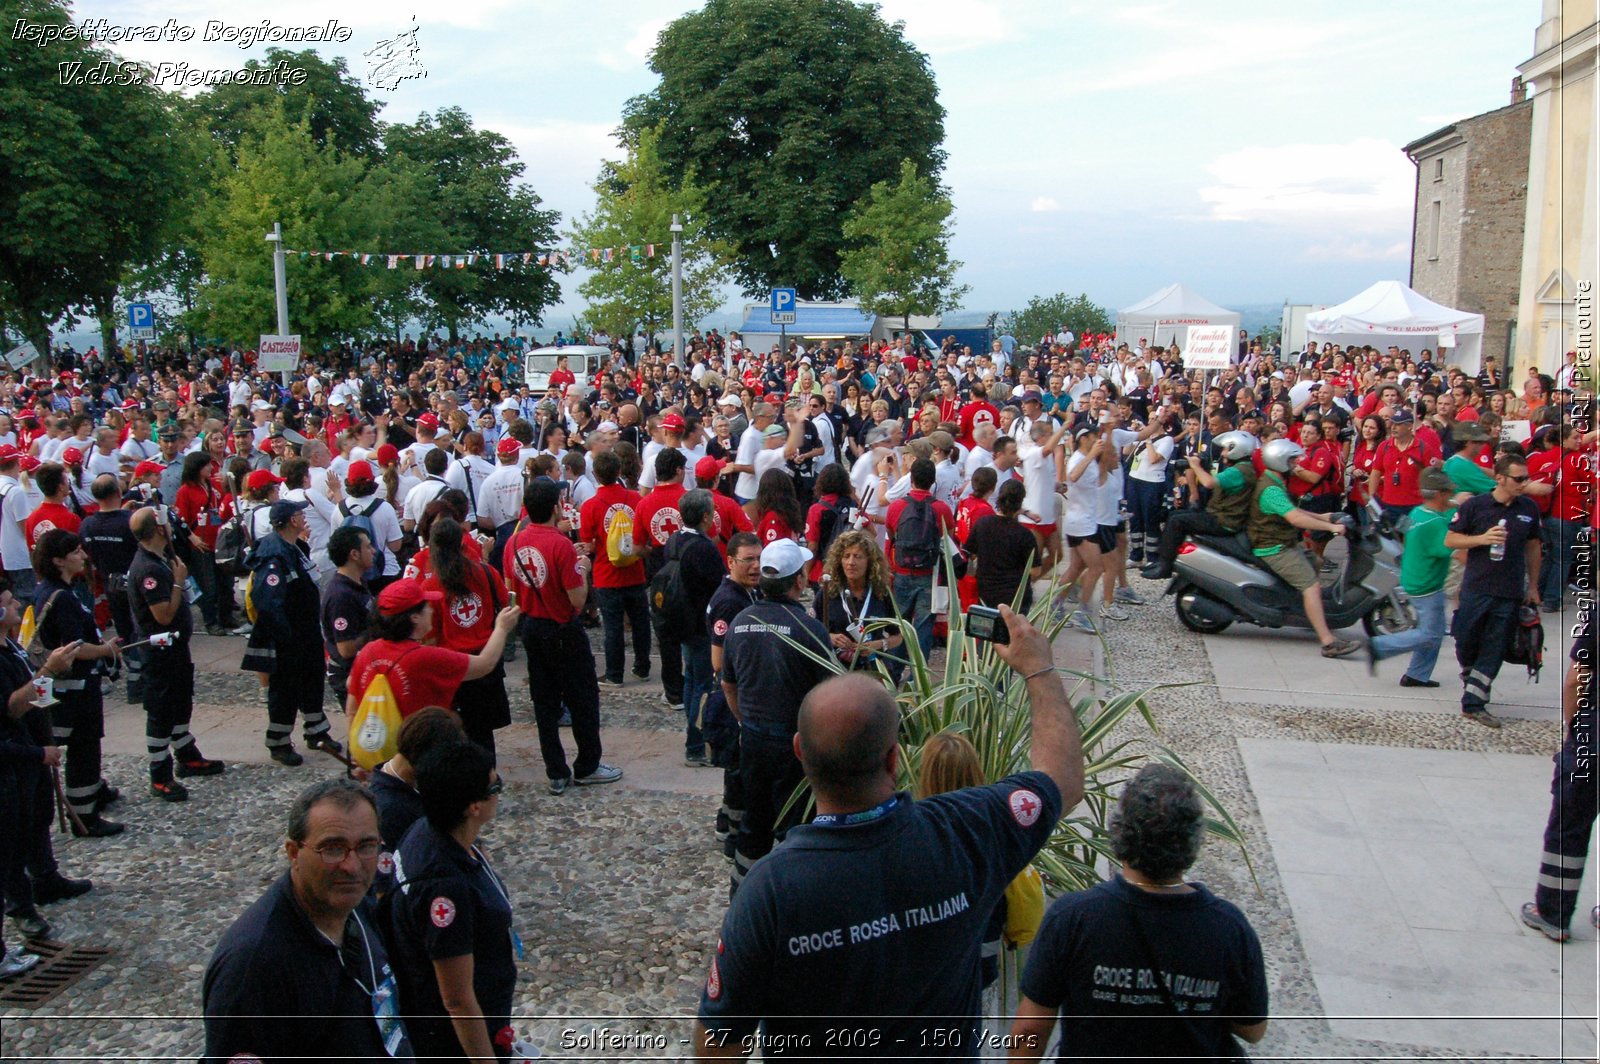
top-left (1213, 430), bottom-right (1257, 463)
top-left (1262, 438), bottom-right (1305, 473)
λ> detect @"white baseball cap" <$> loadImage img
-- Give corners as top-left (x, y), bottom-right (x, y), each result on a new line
top-left (328, 393), bottom-right (347, 405)
top-left (760, 539), bottom-right (813, 580)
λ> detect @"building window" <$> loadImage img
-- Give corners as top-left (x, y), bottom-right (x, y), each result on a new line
top-left (1433, 157), bottom-right (1444, 182)
top-left (1427, 200), bottom-right (1441, 260)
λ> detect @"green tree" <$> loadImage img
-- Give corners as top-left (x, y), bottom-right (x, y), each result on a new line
top-left (196, 105), bottom-right (380, 349)
top-left (840, 158), bottom-right (968, 333)
top-left (625, 0), bottom-right (945, 300)
top-left (196, 49), bottom-right (383, 160)
top-left (569, 128), bottom-right (730, 343)
top-left (1002, 293), bottom-right (1114, 347)
top-left (0, 0), bottom-right (193, 358)
top-left (360, 154), bottom-right (453, 341)
top-left (383, 108), bottom-right (562, 339)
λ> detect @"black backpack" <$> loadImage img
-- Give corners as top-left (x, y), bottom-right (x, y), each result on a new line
top-left (338, 499), bottom-right (386, 585)
top-left (1504, 606), bottom-right (1545, 681)
top-left (815, 496), bottom-right (854, 563)
top-left (649, 534), bottom-right (695, 632)
top-left (213, 508), bottom-right (255, 569)
top-left (893, 496), bottom-right (940, 571)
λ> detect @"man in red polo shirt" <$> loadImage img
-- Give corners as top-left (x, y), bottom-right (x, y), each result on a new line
top-left (1367, 409), bottom-right (1439, 527)
top-left (506, 478), bottom-right (620, 795)
top-left (579, 450), bottom-right (650, 687)
top-left (957, 382), bottom-right (1000, 449)
top-left (885, 457), bottom-right (955, 666)
top-left (548, 353), bottom-right (576, 394)
top-left (25, 460), bottom-right (82, 548)
top-left (635, 447), bottom-right (689, 709)
top-left (1286, 419), bottom-right (1342, 560)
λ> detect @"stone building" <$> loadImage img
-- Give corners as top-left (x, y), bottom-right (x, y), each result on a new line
top-left (1513, 0), bottom-right (1597, 375)
top-left (1403, 91), bottom-right (1532, 369)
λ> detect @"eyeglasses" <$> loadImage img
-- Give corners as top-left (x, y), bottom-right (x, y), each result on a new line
top-left (484, 778), bottom-right (504, 797)
top-left (1503, 474), bottom-right (1531, 484)
top-left (310, 839), bottom-right (381, 865)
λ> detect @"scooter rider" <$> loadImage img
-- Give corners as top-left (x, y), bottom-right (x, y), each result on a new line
top-left (1249, 439), bottom-right (1362, 659)
top-left (1142, 431), bottom-right (1258, 581)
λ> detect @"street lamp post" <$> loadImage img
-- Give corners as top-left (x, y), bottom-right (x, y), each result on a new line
top-left (265, 222), bottom-right (291, 387)
top-left (670, 214), bottom-right (684, 368)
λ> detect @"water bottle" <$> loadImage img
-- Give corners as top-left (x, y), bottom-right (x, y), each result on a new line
top-left (1489, 518), bottom-right (1507, 562)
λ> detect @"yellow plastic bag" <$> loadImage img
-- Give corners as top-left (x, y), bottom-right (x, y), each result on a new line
top-left (1003, 865), bottom-right (1045, 947)
top-left (350, 672), bottom-right (403, 769)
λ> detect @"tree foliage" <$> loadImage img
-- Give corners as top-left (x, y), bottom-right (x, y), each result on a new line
top-left (0, 0), bottom-right (195, 356)
top-left (1002, 293), bottom-right (1114, 347)
top-left (197, 49), bottom-right (383, 160)
top-left (569, 128), bottom-right (731, 344)
top-left (383, 108), bottom-right (562, 339)
top-left (625, 0), bottom-right (946, 301)
top-left (840, 158), bottom-right (968, 331)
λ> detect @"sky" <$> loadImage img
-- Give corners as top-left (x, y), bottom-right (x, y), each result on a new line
top-left (64, 0), bottom-right (1541, 330)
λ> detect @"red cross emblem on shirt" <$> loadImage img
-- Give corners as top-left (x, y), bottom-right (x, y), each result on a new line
top-left (430, 896), bottom-right (456, 928)
top-left (1009, 789), bottom-right (1041, 827)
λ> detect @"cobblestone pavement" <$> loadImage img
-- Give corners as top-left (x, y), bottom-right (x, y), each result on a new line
top-left (1, 589), bottom-right (1576, 1062)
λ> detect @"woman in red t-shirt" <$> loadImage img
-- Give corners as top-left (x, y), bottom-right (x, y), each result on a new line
top-left (419, 517), bottom-right (511, 755)
top-left (752, 468), bottom-right (803, 546)
top-left (173, 451), bottom-right (238, 634)
top-left (347, 577), bottom-right (518, 726)
top-left (1347, 416), bottom-right (1384, 510)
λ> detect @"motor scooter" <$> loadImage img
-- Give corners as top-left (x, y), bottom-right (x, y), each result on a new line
top-left (1163, 501), bottom-right (1416, 636)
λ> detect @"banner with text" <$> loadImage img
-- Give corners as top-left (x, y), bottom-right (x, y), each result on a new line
top-left (1183, 325), bottom-right (1233, 370)
top-left (259, 334), bottom-right (302, 373)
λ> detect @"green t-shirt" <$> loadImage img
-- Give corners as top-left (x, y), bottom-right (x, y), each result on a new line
top-left (1443, 454), bottom-right (1494, 496)
top-left (1251, 482), bottom-right (1295, 556)
top-left (1399, 503), bottom-right (1456, 595)
top-left (1215, 465), bottom-right (1248, 494)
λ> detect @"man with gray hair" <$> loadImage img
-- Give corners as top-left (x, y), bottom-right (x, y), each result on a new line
top-left (203, 778), bottom-right (411, 1060)
top-left (1010, 762), bottom-right (1268, 1060)
top-left (665, 489), bottom-right (730, 767)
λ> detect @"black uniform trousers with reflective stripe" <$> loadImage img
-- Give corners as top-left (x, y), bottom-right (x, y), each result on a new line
top-left (1452, 589), bottom-right (1516, 714)
top-left (264, 640), bottom-right (329, 749)
top-left (732, 729), bottom-right (805, 899)
top-left (144, 644), bottom-right (197, 781)
top-left (1534, 739), bottom-right (1600, 929)
top-left (4, 761), bottom-right (57, 917)
top-left (49, 689), bottom-right (104, 818)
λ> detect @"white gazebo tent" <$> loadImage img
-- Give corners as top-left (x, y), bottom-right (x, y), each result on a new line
top-left (1305, 280), bottom-right (1484, 371)
top-left (1114, 283), bottom-right (1242, 350)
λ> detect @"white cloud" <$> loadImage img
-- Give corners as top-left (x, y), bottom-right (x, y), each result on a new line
top-left (875, 0), bottom-right (1022, 53)
top-left (1300, 237), bottom-right (1410, 262)
top-left (596, 15), bottom-right (671, 72)
top-left (1198, 138), bottom-right (1414, 232)
top-left (1031, 196), bottom-right (1062, 212)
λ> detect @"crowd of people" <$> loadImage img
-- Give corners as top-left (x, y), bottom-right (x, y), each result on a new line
top-left (0, 323), bottom-right (1591, 1057)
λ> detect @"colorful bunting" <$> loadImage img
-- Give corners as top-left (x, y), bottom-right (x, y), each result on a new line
top-left (283, 243), bottom-right (671, 269)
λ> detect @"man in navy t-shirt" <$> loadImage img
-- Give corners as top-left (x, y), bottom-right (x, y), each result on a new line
top-left (694, 605), bottom-right (1084, 1060)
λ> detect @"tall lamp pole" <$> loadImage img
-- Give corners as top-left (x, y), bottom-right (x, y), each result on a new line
top-left (670, 214), bottom-right (684, 367)
top-left (265, 222), bottom-right (291, 387)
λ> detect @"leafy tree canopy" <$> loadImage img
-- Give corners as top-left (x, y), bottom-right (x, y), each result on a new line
top-left (625, 0), bottom-right (946, 301)
top-left (1002, 293), bottom-right (1114, 347)
top-left (840, 158), bottom-right (968, 331)
top-left (196, 49), bottom-right (383, 160)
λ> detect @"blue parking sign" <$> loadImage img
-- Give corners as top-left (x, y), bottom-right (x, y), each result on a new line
top-left (770, 288), bottom-right (796, 314)
top-left (128, 302), bottom-right (155, 339)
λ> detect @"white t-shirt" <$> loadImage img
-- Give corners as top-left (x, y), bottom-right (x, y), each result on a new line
top-left (340, 496), bottom-right (404, 577)
top-left (734, 426), bottom-right (764, 498)
top-left (86, 449), bottom-right (121, 480)
top-left (402, 477), bottom-right (450, 527)
top-left (443, 455), bottom-right (496, 520)
top-left (282, 486), bottom-right (338, 573)
top-left (475, 465), bottom-right (524, 530)
top-left (1062, 452), bottom-right (1101, 537)
top-left (1017, 441), bottom-right (1059, 526)
top-left (0, 476), bottom-right (30, 570)
top-left (752, 445), bottom-right (789, 487)
top-left (118, 437), bottom-right (158, 465)
top-left (1128, 435), bottom-right (1174, 484)
top-left (963, 446), bottom-right (995, 483)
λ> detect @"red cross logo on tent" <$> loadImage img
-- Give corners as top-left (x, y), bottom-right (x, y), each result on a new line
top-left (1009, 789), bottom-right (1041, 827)
top-left (430, 897), bottom-right (456, 928)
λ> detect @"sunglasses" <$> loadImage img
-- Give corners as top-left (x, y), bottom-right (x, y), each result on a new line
top-left (484, 778), bottom-right (504, 797)
top-left (1502, 474), bottom-right (1530, 484)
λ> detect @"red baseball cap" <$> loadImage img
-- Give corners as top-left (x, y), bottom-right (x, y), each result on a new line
top-left (346, 460), bottom-right (375, 483)
top-left (60, 447), bottom-right (83, 465)
top-left (375, 443), bottom-right (400, 466)
top-left (496, 437), bottom-right (522, 457)
top-left (417, 412), bottom-right (440, 430)
top-left (245, 469), bottom-right (284, 491)
top-left (0, 444), bottom-right (21, 464)
top-left (695, 456), bottom-right (726, 482)
top-left (134, 460), bottom-right (166, 478)
top-left (19, 455), bottom-right (39, 473)
top-left (376, 578), bottom-right (443, 617)
top-left (660, 412), bottom-right (686, 433)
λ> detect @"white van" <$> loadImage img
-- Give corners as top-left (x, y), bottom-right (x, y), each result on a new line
top-left (524, 345), bottom-right (609, 394)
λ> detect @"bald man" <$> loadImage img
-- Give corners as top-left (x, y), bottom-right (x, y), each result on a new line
top-left (695, 606), bottom-right (1085, 1059)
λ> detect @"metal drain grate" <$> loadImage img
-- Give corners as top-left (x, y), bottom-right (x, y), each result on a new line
top-left (0, 940), bottom-right (113, 1007)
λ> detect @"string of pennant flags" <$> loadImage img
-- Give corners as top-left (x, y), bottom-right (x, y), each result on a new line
top-left (285, 244), bottom-right (661, 269)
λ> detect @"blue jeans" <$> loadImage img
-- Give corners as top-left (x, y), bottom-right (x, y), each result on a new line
top-left (1540, 516), bottom-right (1588, 606)
top-left (892, 571), bottom-right (934, 662)
top-left (1370, 589), bottom-right (1446, 682)
top-left (681, 633), bottom-right (711, 758)
top-left (594, 584), bottom-right (650, 683)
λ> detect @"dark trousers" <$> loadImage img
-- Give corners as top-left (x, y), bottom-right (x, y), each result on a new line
top-left (594, 585), bottom-right (650, 683)
top-left (0, 772), bottom-right (17, 953)
top-left (107, 589), bottom-right (144, 693)
top-left (50, 690), bottom-right (105, 818)
top-left (522, 618), bottom-right (602, 781)
top-left (732, 730), bottom-right (806, 897)
top-left (265, 640), bottom-right (329, 749)
top-left (194, 553), bottom-right (235, 629)
top-left (455, 668), bottom-right (512, 761)
top-left (653, 610), bottom-right (684, 705)
top-left (1151, 509), bottom-right (1229, 572)
top-left (681, 634), bottom-right (711, 755)
top-left (1126, 478), bottom-right (1167, 562)
top-left (1452, 590), bottom-right (1516, 714)
top-left (1534, 738), bottom-right (1599, 928)
top-left (1540, 516), bottom-right (1589, 606)
top-left (144, 645), bottom-right (197, 780)
top-left (5, 762), bottom-right (57, 918)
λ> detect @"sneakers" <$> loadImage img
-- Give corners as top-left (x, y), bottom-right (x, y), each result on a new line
top-left (69, 814), bottom-right (124, 838)
top-left (269, 745), bottom-right (304, 767)
top-left (230, 622), bottom-right (253, 636)
top-left (176, 754), bottom-right (226, 778)
top-left (598, 677), bottom-right (625, 689)
top-left (1320, 638), bottom-right (1361, 659)
top-left (632, 664), bottom-right (651, 680)
top-left (255, 688), bottom-right (268, 704)
top-left (685, 752), bottom-right (712, 767)
top-left (1113, 586), bottom-right (1144, 605)
top-left (10, 910), bottom-right (50, 940)
top-left (151, 779), bottom-right (189, 803)
top-left (574, 763), bottom-right (624, 786)
top-left (664, 696), bottom-right (684, 711)
top-left (1069, 611), bottom-right (1098, 633)
top-left (31, 874), bottom-right (92, 905)
top-left (1098, 604), bottom-right (1131, 622)
top-left (1521, 902), bottom-right (1570, 942)
top-left (1463, 709), bottom-right (1504, 730)
top-left (0, 948), bottom-right (40, 980)
top-left (305, 735), bottom-right (343, 757)
top-left (1063, 585), bottom-right (1080, 604)
top-left (547, 775), bottom-right (571, 796)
